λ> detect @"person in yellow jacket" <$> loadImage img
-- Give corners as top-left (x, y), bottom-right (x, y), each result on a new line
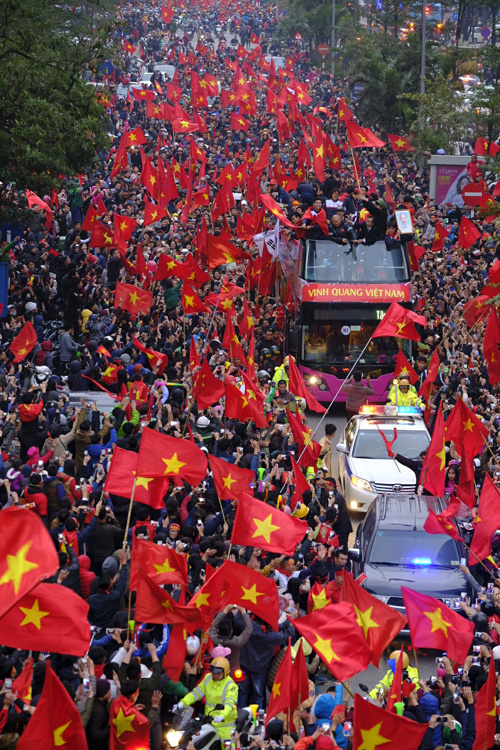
top-left (387, 376), bottom-right (425, 409)
top-left (368, 650), bottom-right (419, 699)
top-left (177, 657), bottom-right (238, 740)
top-left (272, 355), bottom-right (294, 385)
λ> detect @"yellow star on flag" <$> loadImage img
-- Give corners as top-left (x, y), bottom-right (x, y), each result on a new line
top-left (315, 145), bottom-right (324, 159)
top-left (435, 441), bottom-right (446, 471)
top-left (129, 290), bottom-right (139, 306)
top-left (104, 233), bottom-right (113, 244)
top-left (222, 473), bottom-right (236, 490)
top-left (113, 707), bottom-right (136, 737)
top-left (395, 321), bottom-right (407, 335)
top-left (0, 541), bottom-right (39, 595)
top-left (180, 120), bottom-right (189, 128)
top-left (162, 453), bottom-right (187, 475)
top-left (359, 134), bottom-right (368, 143)
top-left (153, 558), bottom-right (176, 574)
top-left (311, 588), bottom-right (330, 611)
top-left (358, 722), bottom-right (391, 750)
top-left (194, 592), bottom-right (210, 608)
top-left (339, 109), bottom-right (344, 118)
top-left (395, 138), bottom-right (406, 148)
top-left (133, 475), bottom-right (154, 489)
top-left (54, 721), bottom-right (71, 746)
top-left (423, 607), bottom-right (451, 635)
top-left (462, 418), bottom-right (475, 433)
top-left (252, 514), bottom-right (280, 544)
top-left (221, 298), bottom-right (233, 310)
top-left (354, 604), bottom-right (380, 638)
top-left (241, 583), bottom-right (265, 604)
top-left (19, 599), bottom-right (49, 630)
top-left (129, 133), bottom-right (137, 142)
top-left (120, 221), bottom-right (128, 232)
top-left (272, 681), bottom-right (281, 699)
top-left (313, 633), bottom-right (339, 664)
top-left (184, 294), bottom-right (194, 309)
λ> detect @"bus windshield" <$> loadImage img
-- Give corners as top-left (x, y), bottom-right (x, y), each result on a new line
top-left (303, 239), bottom-right (410, 283)
top-left (301, 304), bottom-right (407, 367)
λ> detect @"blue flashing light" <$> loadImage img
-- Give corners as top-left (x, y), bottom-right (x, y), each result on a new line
top-left (412, 558), bottom-right (431, 566)
top-left (397, 406), bottom-right (421, 414)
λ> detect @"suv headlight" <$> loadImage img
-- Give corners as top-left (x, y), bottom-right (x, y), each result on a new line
top-left (351, 475), bottom-right (373, 492)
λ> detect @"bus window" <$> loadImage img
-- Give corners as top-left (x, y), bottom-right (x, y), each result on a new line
top-left (303, 240), bottom-right (410, 283)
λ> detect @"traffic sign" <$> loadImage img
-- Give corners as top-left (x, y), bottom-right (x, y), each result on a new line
top-left (481, 27), bottom-right (491, 38)
top-left (317, 43), bottom-right (330, 56)
top-left (462, 183), bottom-right (487, 206)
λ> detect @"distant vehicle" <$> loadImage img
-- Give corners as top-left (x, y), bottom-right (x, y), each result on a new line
top-left (350, 493), bottom-right (467, 630)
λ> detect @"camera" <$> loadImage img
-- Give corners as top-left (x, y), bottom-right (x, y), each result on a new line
top-left (435, 716), bottom-right (447, 724)
top-left (475, 631), bottom-right (484, 639)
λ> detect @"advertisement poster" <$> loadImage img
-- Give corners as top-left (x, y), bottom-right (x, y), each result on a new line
top-left (435, 165), bottom-right (470, 207)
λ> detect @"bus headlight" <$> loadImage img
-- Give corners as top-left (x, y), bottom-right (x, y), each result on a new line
top-left (351, 475), bottom-right (373, 492)
top-left (166, 730), bottom-right (184, 748)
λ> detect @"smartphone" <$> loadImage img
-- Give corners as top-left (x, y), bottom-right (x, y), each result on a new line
top-left (58, 533), bottom-right (64, 544)
top-left (460, 557), bottom-right (466, 566)
top-left (83, 678), bottom-right (90, 691)
top-left (4, 679), bottom-right (12, 689)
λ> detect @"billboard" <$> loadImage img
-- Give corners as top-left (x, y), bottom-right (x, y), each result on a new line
top-left (434, 164), bottom-right (470, 207)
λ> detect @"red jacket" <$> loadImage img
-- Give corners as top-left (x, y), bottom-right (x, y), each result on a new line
top-left (18, 401), bottom-right (43, 423)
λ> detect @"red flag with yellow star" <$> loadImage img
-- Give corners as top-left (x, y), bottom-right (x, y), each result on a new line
top-left (232, 492), bottom-right (308, 555)
top-left (431, 220), bottom-right (449, 253)
top-left (222, 314), bottom-right (247, 363)
top-left (372, 302), bottom-right (425, 342)
top-left (181, 283), bottom-right (208, 315)
top-left (114, 282), bottom-right (152, 317)
top-left (225, 380), bottom-right (267, 427)
top-left (353, 693), bottom-right (428, 750)
top-left (394, 349), bottom-right (418, 385)
top-left (293, 602), bottom-right (372, 680)
top-left (307, 581), bottom-right (341, 613)
top-left (266, 641), bottom-right (293, 727)
top-left (16, 661), bottom-right (87, 750)
top-left (110, 694), bottom-right (150, 750)
top-left (136, 427), bottom-right (208, 485)
top-left (401, 587), bottom-right (474, 664)
top-left (285, 408), bottom-right (322, 468)
top-left (473, 658), bottom-right (497, 750)
top-left (444, 398), bottom-right (488, 459)
top-left (469, 474), bottom-right (500, 564)
top-left (9, 322), bottom-right (38, 364)
top-left (135, 570), bottom-right (205, 630)
top-left (191, 358), bottom-right (225, 410)
top-left (421, 404), bottom-right (446, 496)
top-left (12, 657), bottom-right (33, 704)
top-left (312, 131), bottom-right (326, 182)
top-left (387, 134), bottom-right (414, 152)
top-left (483, 308), bottom-right (500, 385)
top-left (457, 216), bottom-right (482, 249)
top-left (0, 508), bottom-right (59, 619)
top-left (287, 355), bottom-right (327, 413)
top-left (163, 623), bottom-right (187, 683)
top-left (0, 582), bottom-right (90, 655)
top-left (209, 455), bottom-right (254, 500)
top-left (131, 336), bottom-right (168, 376)
top-left (423, 495), bottom-right (461, 540)
top-left (340, 571), bottom-right (407, 666)
top-left (143, 197), bottom-right (168, 226)
top-left (104, 446), bottom-right (170, 511)
top-left (217, 560), bottom-right (279, 628)
top-left (130, 538), bottom-right (187, 590)
top-left (207, 233), bottom-right (247, 269)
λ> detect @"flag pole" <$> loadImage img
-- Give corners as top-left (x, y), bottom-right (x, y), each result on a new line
top-left (122, 478), bottom-right (137, 548)
top-left (348, 139), bottom-right (361, 189)
top-left (462, 541), bottom-right (497, 578)
top-left (182, 396), bottom-right (194, 437)
top-left (482, 436), bottom-right (500, 474)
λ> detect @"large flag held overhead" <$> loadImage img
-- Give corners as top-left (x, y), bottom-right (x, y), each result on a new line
top-left (469, 474), bottom-right (500, 564)
top-left (231, 491), bottom-right (308, 555)
top-left (9, 322), bottom-right (38, 363)
top-left (372, 302), bottom-right (426, 342)
top-left (110, 694), bottom-right (151, 750)
top-left (353, 693), bottom-right (427, 750)
top-left (104, 446), bottom-right (170, 510)
top-left (421, 405), bottom-right (446, 496)
top-left (444, 398), bottom-right (489, 459)
top-left (0, 508), bottom-right (59, 618)
top-left (137, 427), bottom-right (208, 486)
top-left (130, 538), bottom-right (188, 590)
top-left (473, 658), bottom-right (497, 750)
top-left (209, 454), bottom-right (254, 500)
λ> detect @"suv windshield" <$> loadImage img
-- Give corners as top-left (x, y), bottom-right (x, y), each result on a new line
top-left (369, 530), bottom-right (459, 567)
top-left (352, 426), bottom-right (429, 460)
top-left (303, 239), bottom-right (409, 283)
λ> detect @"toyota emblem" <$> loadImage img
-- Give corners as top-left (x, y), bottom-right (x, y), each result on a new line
top-left (392, 484), bottom-right (402, 491)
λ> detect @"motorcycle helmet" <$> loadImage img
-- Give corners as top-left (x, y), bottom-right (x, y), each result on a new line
top-left (210, 657), bottom-right (230, 678)
top-left (270, 345), bottom-right (280, 357)
top-left (389, 650), bottom-right (409, 669)
top-left (260, 348), bottom-right (271, 358)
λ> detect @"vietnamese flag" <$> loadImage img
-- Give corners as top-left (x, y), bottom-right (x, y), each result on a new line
top-left (407, 240), bottom-right (425, 272)
top-left (417, 347), bottom-right (440, 405)
top-left (132, 87), bottom-right (156, 102)
top-left (217, 560), bottom-right (279, 629)
top-left (463, 295), bottom-right (489, 327)
top-left (231, 113), bottom-right (250, 131)
top-left (207, 233), bottom-right (247, 269)
top-left (387, 134), bottom-right (414, 152)
top-left (26, 190), bottom-right (53, 230)
top-left (288, 454), bottom-right (311, 510)
top-left (457, 216), bottom-right (482, 249)
top-left (0, 582), bottom-right (90, 655)
top-left (143, 197), bottom-right (168, 226)
top-left (401, 587), bottom-right (474, 664)
top-left (130, 538), bottom-right (187, 590)
top-left (123, 39), bottom-right (136, 53)
top-left (104, 446), bottom-right (169, 510)
top-left (131, 336), bottom-right (168, 376)
top-left (135, 570), bottom-right (205, 630)
top-left (12, 657), bottom-right (33, 704)
top-left (189, 336), bottom-right (201, 371)
top-left (82, 204), bottom-right (98, 232)
top-left (455, 452), bottom-right (476, 510)
top-left (161, 5), bottom-right (174, 23)
top-left (192, 358), bottom-right (225, 410)
top-left (89, 220), bottom-right (115, 249)
top-left (114, 282), bottom-right (152, 317)
top-left (9, 322), bottom-right (38, 363)
top-left (394, 349), bottom-right (418, 385)
top-left (293, 603), bottom-right (372, 680)
top-left (431, 220), bottom-right (449, 253)
top-left (209, 454), bottom-right (254, 500)
top-left (123, 126), bottom-right (147, 147)
top-left (225, 380), bottom-right (267, 427)
top-left (385, 647), bottom-right (405, 712)
top-left (469, 475), bottom-right (500, 564)
top-left (287, 355), bottom-right (326, 413)
top-left (16, 661), bottom-right (87, 750)
top-left (340, 571), bottom-right (407, 666)
top-left (163, 624), bottom-right (187, 683)
top-left (312, 131), bottom-right (326, 182)
top-left (483, 308), bottom-right (500, 385)
top-left (137, 427), bottom-right (208, 485)
top-left (231, 491), bottom-right (308, 555)
top-left (0, 508), bottom-right (59, 618)
top-left (260, 192), bottom-right (295, 228)
top-left (372, 302), bottom-right (426, 342)
top-left (253, 139), bottom-right (270, 173)
top-left (182, 283), bottom-right (208, 314)
top-left (423, 495), bottom-right (461, 540)
top-left (473, 658), bottom-right (497, 750)
top-left (444, 398), bottom-right (488, 458)
top-left (337, 97), bottom-right (353, 121)
top-left (286, 408), bottom-right (322, 468)
top-left (113, 213), bottom-right (138, 246)
top-left (222, 314), bottom-right (247, 363)
top-left (353, 694), bottom-right (428, 750)
top-left (267, 642), bottom-right (293, 727)
top-left (110, 694), bottom-right (151, 750)
top-left (421, 404), bottom-right (446, 496)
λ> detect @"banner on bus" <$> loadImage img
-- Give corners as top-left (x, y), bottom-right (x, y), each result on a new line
top-left (301, 283), bottom-right (411, 303)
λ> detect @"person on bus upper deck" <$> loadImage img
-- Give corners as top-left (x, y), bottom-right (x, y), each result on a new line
top-left (356, 192), bottom-right (388, 236)
top-left (302, 198), bottom-right (329, 240)
top-left (329, 214), bottom-right (355, 245)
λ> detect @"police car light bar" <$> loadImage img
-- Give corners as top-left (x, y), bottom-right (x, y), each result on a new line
top-left (359, 405), bottom-right (421, 416)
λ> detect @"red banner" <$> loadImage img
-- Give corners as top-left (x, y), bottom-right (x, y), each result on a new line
top-left (301, 283), bottom-right (411, 303)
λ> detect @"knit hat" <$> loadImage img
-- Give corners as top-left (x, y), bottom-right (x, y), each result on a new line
top-left (95, 679), bottom-right (110, 698)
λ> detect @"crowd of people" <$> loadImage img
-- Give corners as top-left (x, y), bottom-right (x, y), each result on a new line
top-left (0, 0), bottom-right (499, 747)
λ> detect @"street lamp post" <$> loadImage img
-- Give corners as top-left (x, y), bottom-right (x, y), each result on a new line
top-left (331, 0), bottom-right (336, 77)
top-left (420, 3), bottom-right (426, 93)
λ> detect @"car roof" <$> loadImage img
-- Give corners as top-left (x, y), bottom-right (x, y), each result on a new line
top-left (374, 494), bottom-right (448, 531)
top-left (354, 416), bottom-right (426, 429)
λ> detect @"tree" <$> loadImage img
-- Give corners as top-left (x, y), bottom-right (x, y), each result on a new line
top-left (404, 76), bottom-right (468, 154)
top-left (0, 0), bottom-right (117, 194)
